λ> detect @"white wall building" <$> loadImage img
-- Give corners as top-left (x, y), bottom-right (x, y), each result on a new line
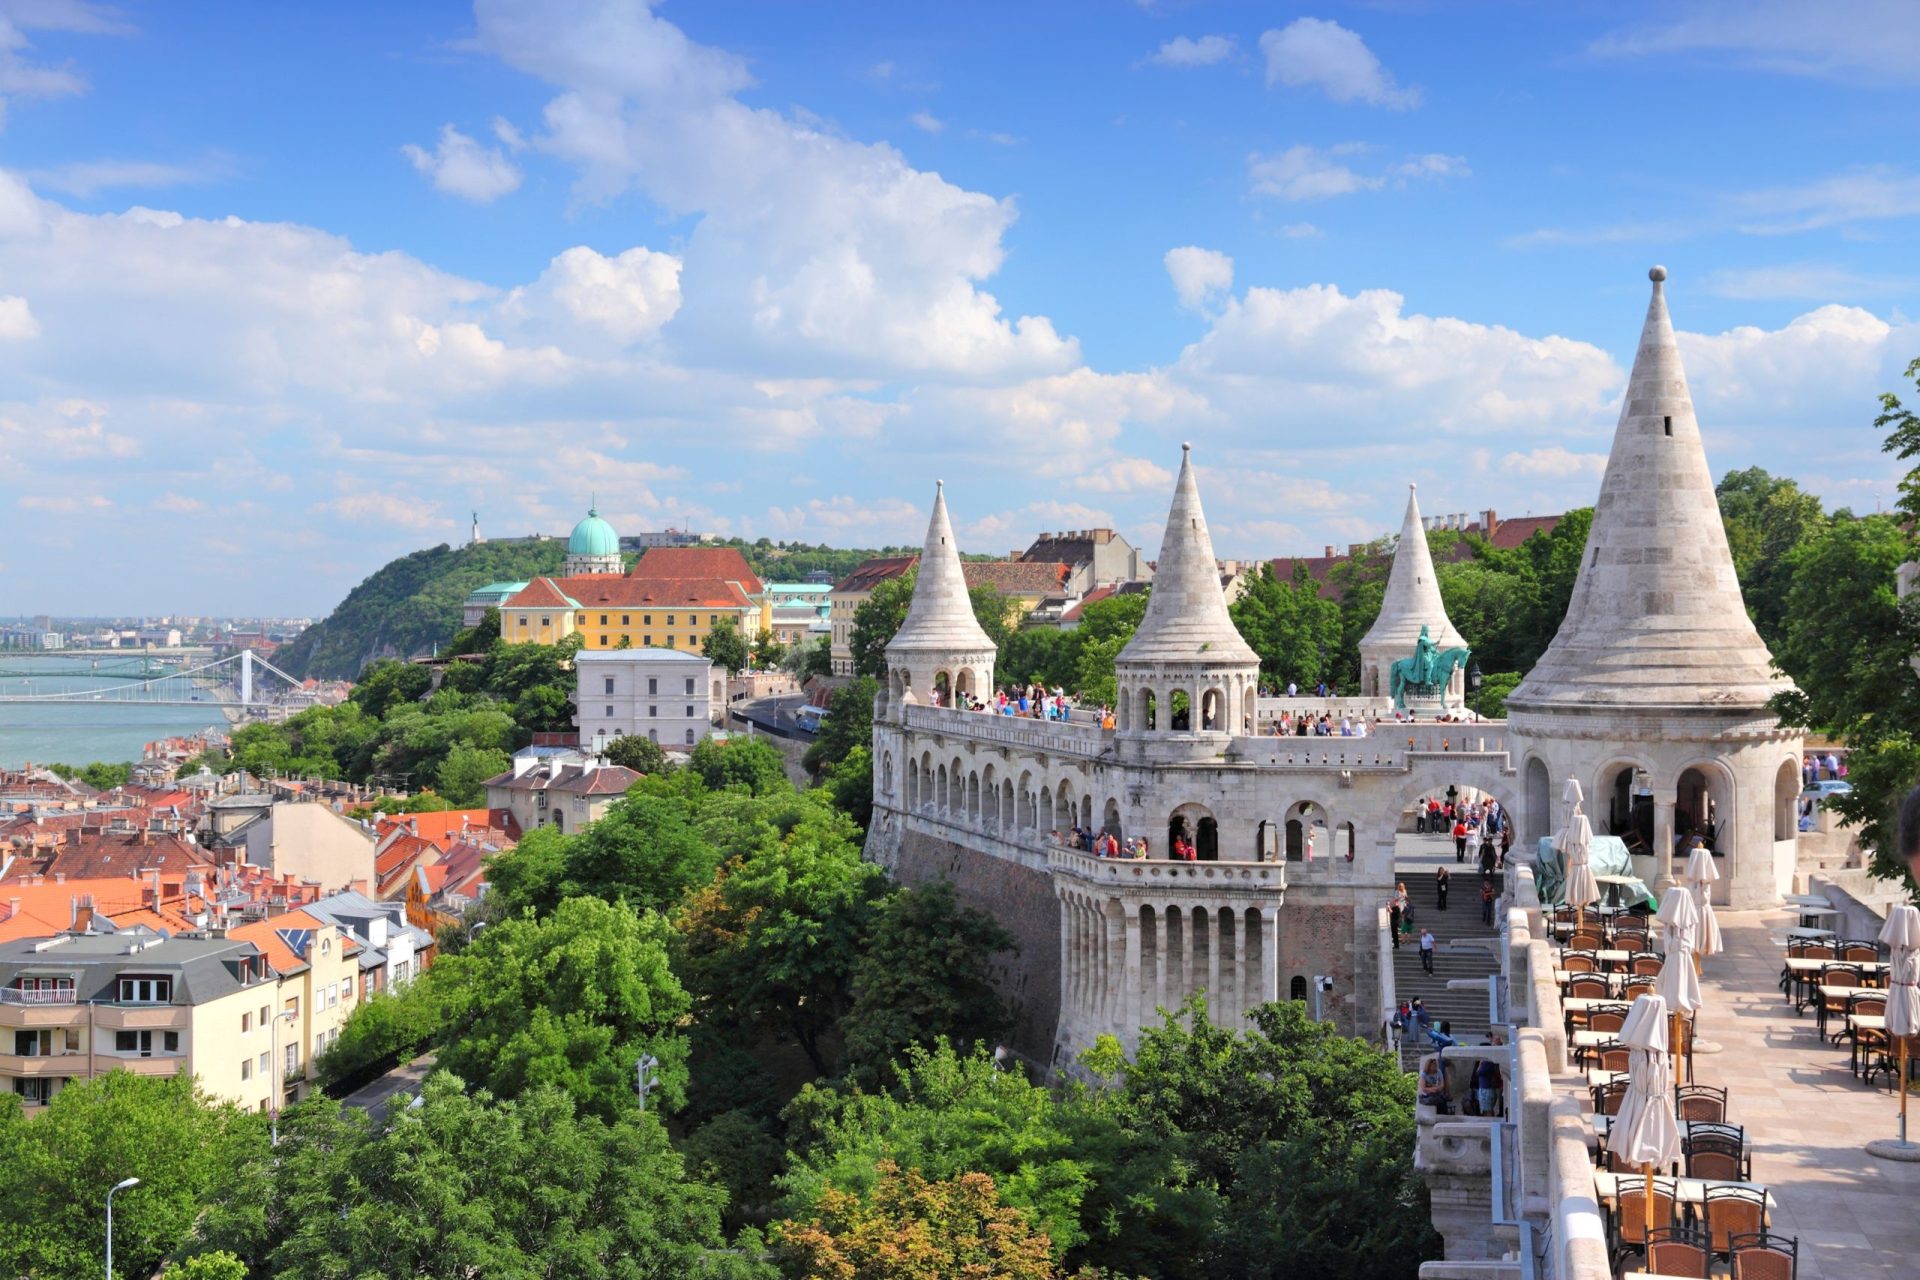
top-left (575, 648), bottom-right (716, 752)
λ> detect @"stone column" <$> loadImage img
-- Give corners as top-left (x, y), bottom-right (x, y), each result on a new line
top-left (1228, 907), bottom-right (1246, 1027)
top-left (1206, 905), bottom-right (1221, 1013)
top-left (1259, 905), bottom-right (1280, 1008)
top-left (1153, 905), bottom-right (1169, 1019)
top-left (1123, 905), bottom-right (1143, 1038)
top-left (1180, 905), bottom-right (1197, 1008)
top-left (1653, 795), bottom-right (1677, 895)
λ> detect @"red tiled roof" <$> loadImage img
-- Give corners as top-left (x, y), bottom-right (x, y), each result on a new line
top-left (963, 560), bottom-right (1068, 597)
top-left (373, 809), bottom-right (511, 847)
top-left (564, 576), bottom-right (753, 610)
top-left (1059, 585), bottom-right (1117, 624)
top-left (832, 555), bottom-right (918, 595)
top-left (1, 831), bottom-right (212, 883)
top-left (1486, 514), bottom-right (1563, 549)
top-left (630, 547), bottom-right (764, 595)
top-left (503, 577), bottom-right (578, 609)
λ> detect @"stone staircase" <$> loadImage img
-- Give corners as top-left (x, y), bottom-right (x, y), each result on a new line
top-left (1391, 862), bottom-right (1502, 1068)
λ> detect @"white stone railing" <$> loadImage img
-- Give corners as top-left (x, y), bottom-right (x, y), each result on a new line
top-left (1045, 846), bottom-right (1286, 893)
top-left (902, 703), bottom-right (1111, 754)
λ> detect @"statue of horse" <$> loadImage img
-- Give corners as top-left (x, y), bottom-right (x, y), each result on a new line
top-left (1389, 629), bottom-right (1472, 706)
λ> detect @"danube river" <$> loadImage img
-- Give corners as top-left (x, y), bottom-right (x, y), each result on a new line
top-left (0, 655), bottom-right (228, 769)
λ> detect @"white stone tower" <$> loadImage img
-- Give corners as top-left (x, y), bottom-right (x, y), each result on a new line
top-left (1114, 444), bottom-right (1261, 751)
top-left (1506, 267), bottom-right (1802, 908)
top-left (1358, 484), bottom-right (1470, 708)
top-left (884, 481), bottom-right (997, 714)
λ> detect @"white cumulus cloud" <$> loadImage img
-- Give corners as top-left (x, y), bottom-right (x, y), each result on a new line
top-left (1259, 18), bottom-right (1420, 108)
top-left (1248, 144), bottom-right (1466, 202)
top-left (1145, 35), bottom-right (1236, 68)
top-left (1164, 246), bottom-right (1234, 310)
top-left (402, 124), bottom-right (523, 202)
top-left (503, 244), bottom-right (683, 345)
top-left (0, 293), bottom-right (36, 339)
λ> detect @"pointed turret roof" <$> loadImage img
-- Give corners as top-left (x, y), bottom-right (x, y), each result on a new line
top-left (887, 481), bottom-right (995, 656)
top-left (1117, 444), bottom-right (1259, 667)
top-left (1361, 484), bottom-right (1467, 657)
top-left (1508, 267), bottom-right (1789, 712)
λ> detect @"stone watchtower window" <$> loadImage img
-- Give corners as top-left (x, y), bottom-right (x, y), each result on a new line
top-left (1663, 415), bottom-right (1672, 436)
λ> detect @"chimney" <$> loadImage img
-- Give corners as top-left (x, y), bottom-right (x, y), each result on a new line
top-left (1482, 508), bottom-right (1498, 538)
top-left (5, 896), bottom-right (16, 920)
top-left (1324, 545), bottom-right (1336, 558)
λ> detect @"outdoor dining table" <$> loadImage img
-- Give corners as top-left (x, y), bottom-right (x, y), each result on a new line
top-left (1785, 893), bottom-right (1834, 927)
top-left (1782, 926), bottom-right (1836, 941)
top-left (1588, 1067), bottom-right (1628, 1089)
top-left (1815, 983), bottom-right (1889, 1035)
top-left (1592, 1171), bottom-right (1776, 1213)
top-left (1784, 957), bottom-right (1887, 1009)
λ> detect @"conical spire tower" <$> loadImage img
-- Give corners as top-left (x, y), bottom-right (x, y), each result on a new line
top-left (885, 481), bottom-right (997, 709)
top-left (1359, 484), bottom-right (1468, 702)
top-left (1508, 267), bottom-right (1788, 711)
top-left (1114, 445), bottom-right (1259, 739)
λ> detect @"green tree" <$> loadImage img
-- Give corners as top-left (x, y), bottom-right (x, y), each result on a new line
top-left (787, 635), bottom-right (834, 680)
top-left (690, 736), bottom-right (791, 796)
top-left (605, 732), bottom-right (671, 775)
top-left (1716, 467), bottom-right (1830, 648)
top-left (779, 1042), bottom-right (1091, 1255)
top-left (1878, 356), bottom-right (1920, 526)
top-left (1467, 671), bottom-right (1521, 720)
top-left (0, 1072), bottom-right (266, 1280)
top-left (315, 981), bottom-right (446, 1092)
top-left (752, 630), bottom-right (788, 669)
top-left (252, 1073), bottom-right (760, 1279)
top-left (849, 575), bottom-right (916, 679)
top-left (1075, 998), bottom-right (1436, 1279)
top-left (999, 624), bottom-right (1076, 690)
top-left (435, 742), bottom-right (510, 805)
top-left (349, 658), bottom-right (434, 719)
top-left (1228, 563), bottom-right (1342, 687)
top-left (703, 618), bottom-right (751, 673)
top-left (822, 746), bottom-right (875, 830)
top-left (803, 676), bottom-right (876, 778)
top-left (561, 791), bottom-right (728, 912)
top-left (676, 817), bottom-right (887, 1075)
top-left (432, 897), bottom-right (692, 1120)
top-left (840, 883), bottom-right (1016, 1085)
top-left (162, 1251), bottom-right (251, 1280)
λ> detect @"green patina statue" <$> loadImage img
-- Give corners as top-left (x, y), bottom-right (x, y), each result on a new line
top-left (1390, 625), bottom-right (1471, 707)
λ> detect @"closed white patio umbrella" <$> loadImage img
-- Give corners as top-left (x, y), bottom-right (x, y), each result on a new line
top-left (1562, 807), bottom-right (1598, 931)
top-left (1655, 886), bottom-right (1703, 1079)
top-left (1607, 993), bottom-right (1682, 1237)
top-left (1682, 843), bottom-right (1722, 963)
top-left (1869, 904), bottom-right (1920, 1161)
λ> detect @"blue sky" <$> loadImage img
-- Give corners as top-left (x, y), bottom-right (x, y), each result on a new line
top-left (2, 1), bottom-right (1917, 615)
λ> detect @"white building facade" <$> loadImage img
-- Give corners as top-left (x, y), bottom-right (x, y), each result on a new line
top-left (574, 648), bottom-right (717, 752)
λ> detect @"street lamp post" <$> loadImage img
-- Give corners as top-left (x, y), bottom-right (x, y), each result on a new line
top-left (270, 1008), bottom-right (297, 1145)
top-left (106, 1176), bottom-right (139, 1280)
top-left (635, 1054), bottom-right (659, 1112)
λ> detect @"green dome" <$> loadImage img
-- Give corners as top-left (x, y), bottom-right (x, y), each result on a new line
top-left (568, 507), bottom-right (620, 557)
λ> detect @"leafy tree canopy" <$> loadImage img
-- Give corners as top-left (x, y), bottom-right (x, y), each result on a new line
top-left (703, 617), bottom-right (751, 674)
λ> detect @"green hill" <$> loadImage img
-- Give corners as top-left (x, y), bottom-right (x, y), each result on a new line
top-left (281, 540), bottom-right (566, 679)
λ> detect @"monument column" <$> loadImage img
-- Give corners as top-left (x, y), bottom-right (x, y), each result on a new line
top-left (1228, 906), bottom-right (1246, 1026)
top-left (1260, 905), bottom-right (1281, 1007)
top-left (1206, 906), bottom-right (1222, 1010)
top-left (1653, 795), bottom-right (1677, 895)
top-left (1123, 905), bottom-right (1143, 1036)
top-left (1180, 904), bottom-right (1197, 1004)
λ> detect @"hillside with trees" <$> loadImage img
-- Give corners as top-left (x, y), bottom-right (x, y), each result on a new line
top-left (278, 540), bottom-right (566, 679)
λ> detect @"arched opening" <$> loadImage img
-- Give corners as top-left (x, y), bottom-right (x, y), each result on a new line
top-left (1256, 819), bottom-right (1278, 861)
top-left (1524, 756), bottom-right (1550, 845)
top-left (1081, 795), bottom-right (1094, 830)
top-left (1339, 820), bottom-right (1356, 862)
top-left (1141, 688), bottom-right (1158, 732)
top-left (1201, 686), bottom-right (1224, 731)
top-left (1017, 771), bottom-right (1035, 829)
top-left (981, 765), bottom-right (998, 830)
top-left (905, 760), bottom-right (918, 809)
top-left (966, 771), bottom-right (981, 824)
top-left (880, 752), bottom-right (893, 799)
top-left (1170, 689), bottom-right (1192, 732)
top-left (1290, 975), bottom-right (1308, 1002)
top-left (1285, 800), bottom-right (1328, 862)
top-left (1676, 765), bottom-right (1726, 853)
top-left (1102, 798), bottom-right (1121, 838)
top-left (932, 670), bottom-right (952, 706)
top-left (936, 764), bottom-right (949, 813)
top-left (1002, 780), bottom-right (1015, 831)
top-left (954, 667), bottom-right (975, 701)
top-left (1602, 762), bottom-right (1654, 853)
top-left (1285, 818), bottom-right (1304, 861)
top-left (1056, 780), bottom-right (1075, 832)
top-left (1775, 758), bottom-right (1800, 841)
top-left (552, 811), bottom-right (565, 833)
top-left (1197, 815), bottom-right (1219, 861)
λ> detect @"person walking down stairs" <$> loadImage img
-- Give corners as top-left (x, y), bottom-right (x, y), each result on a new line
top-left (1435, 866), bottom-right (1449, 911)
top-left (1419, 927), bottom-right (1436, 975)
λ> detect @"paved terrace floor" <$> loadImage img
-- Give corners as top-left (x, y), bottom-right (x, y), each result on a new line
top-left (1664, 907), bottom-right (1920, 1280)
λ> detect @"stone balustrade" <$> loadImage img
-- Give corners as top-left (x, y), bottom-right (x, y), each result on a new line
top-left (902, 702), bottom-right (1111, 754)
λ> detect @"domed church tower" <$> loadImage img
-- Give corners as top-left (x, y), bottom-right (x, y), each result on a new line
top-left (1506, 268), bottom-right (1803, 908)
top-left (1358, 484), bottom-right (1471, 709)
top-left (1114, 444), bottom-right (1260, 754)
top-left (883, 481), bottom-right (997, 716)
top-left (564, 503), bottom-right (622, 576)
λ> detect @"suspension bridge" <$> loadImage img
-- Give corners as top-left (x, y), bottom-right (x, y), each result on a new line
top-left (0, 649), bottom-right (310, 711)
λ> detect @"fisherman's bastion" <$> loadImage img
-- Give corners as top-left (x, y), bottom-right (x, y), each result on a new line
top-left (864, 269), bottom-right (1897, 1278)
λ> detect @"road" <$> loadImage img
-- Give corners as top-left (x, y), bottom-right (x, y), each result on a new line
top-left (340, 1052), bottom-right (438, 1121)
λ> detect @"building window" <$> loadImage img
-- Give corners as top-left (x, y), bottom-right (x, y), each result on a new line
top-left (604, 677), bottom-right (615, 695)
top-left (13, 1078), bottom-right (52, 1104)
top-left (648, 729), bottom-right (658, 743)
top-left (644, 615), bottom-right (652, 626)
top-left (648, 677), bottom-right (658, 695)
top-left (599, 635), bottom-right (609, 647)
top-left (605, 704), bottom-right (613, 717)
top-left (667, 614), bottom-right (676, 626)
top-left (519, 616), bottom-right (528, 627)
top-left (259, 1051), bottom-right (270, 1074)
top-left (685, 677), bottom-right (695, 695)
top-left (14, 1029), bottom-right (51, 1056)
top-left (241, 1058), bottom-right (252, 1081)
top-left (622, 615), bottom-right (630, 626)
top-left (666, 636), bottom-right (675, 648)
top-left (241, 1012), bottom-right (252, 1033)
top-left (116, 977), bottom-right (171, 1003)
top-left (648, 705), bottom-right (657, 717)
top-left (260, 1005), bottom-right (270, 1025)
top-left (164, 1031), bottom-right (180, 1052)
top-left (711, 614), bottom-right (719, 625)
top-left (685, 728), bottom-right (696, 745)
top-left (600, 614), bottom-right (608, 626)
top-left (12, 976), bottom-right (73, 1002)
top-left (116, 1030), bottom-right (156, 1056)
top-left (644, 635), bottom-right (653, 646)
top-left (286, 1043), bottom-right (299, 1076)
top-left (686, 705), bottom-right (694, 717)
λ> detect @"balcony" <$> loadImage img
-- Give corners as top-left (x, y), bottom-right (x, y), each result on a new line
top-left (0, 988), bottom-right (77, 1006)
top-left (1046, 846), bottom-right (1286, 897)
top-left (94, 1004), bottom-right (190, 1031)
top-left (0, 1051), bottom-right (88, 1077)
top-left (0, 999), bottom-right (87, 1029)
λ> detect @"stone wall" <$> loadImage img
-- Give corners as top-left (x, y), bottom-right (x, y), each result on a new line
top-left (866, 816), bottom-right (1063, 1067)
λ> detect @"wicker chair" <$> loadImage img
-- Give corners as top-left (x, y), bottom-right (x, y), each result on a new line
top-left (1841, 941), bottom-right (1880, 964)
top-left (1567, 931), bottom-right (1606, 952)
top-left (1704, 1184), bottom-right (1768, 1261)
top-left (1630, 953), bottom-right (1664, 977)
top-left (1818, 965), bottom-right (1863, 1034)
top-left (1683, 1128), bottom-right (1748, 1182)
top-left (1674, 1083), bottom-right (1728, 1124)
top-left (1728, 1229), bottom-right (1797, 1280)
top-left (1589, 1006), bottom-right (1629, 1037)
top-left (1645, 1225), bottom-right (1713, 1279)
top-left (1838, 990), bottom-right (1887, 1056)
top-left (1614, 930), bottom-right (1650, 955)
top-left (1591, 1077), bottom-right (1629, 1116)
top-left (1612, 1176), bottom-right (1679, 1275)
top-left (1562, 950), bottom-right (1599, 975)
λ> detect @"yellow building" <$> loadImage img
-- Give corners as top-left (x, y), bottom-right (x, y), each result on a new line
top-left (0, 914), bottom-right (360, 1113)
top-left (501, 512), bottom-right (767, 657)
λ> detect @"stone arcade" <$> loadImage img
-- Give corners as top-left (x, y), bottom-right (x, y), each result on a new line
top-left (864, 268), bottom-right (1805, 1072)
